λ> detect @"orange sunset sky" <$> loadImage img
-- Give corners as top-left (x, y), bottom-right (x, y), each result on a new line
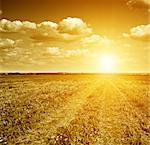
top-left (0, 0), bottom-right (149, 73)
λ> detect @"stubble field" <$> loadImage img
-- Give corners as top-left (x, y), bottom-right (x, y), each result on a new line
top-left (0, 74), bottom-right (150, 145)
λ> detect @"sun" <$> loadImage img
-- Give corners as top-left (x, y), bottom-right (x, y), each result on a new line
top-left (99, 55), bottom-right (116, 73)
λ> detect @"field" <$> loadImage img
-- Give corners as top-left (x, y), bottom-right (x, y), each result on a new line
top-left (0, 74), bottom-right (150, 145)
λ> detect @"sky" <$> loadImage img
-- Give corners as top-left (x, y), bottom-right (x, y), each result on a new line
top-left (0, 0), bottom-right (149, 73)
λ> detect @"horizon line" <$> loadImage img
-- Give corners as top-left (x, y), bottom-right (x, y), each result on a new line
top-left (0, 71), bottom-right (150, 74)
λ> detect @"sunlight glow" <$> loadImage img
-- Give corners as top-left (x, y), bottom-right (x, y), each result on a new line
top-left (100, 55), bottom-right (116, 73)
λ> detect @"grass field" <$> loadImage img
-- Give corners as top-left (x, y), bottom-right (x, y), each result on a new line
top-left (0, 74), bottom-right (150, 145)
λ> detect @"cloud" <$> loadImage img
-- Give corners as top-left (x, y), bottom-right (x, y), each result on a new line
top-left (0, 17), bottom-right (93, 42)
top-left (0, 38), bottom-right (15, 48)
top-left (123, 24), bottom-right (150, 41)
top-left (58, 17), bottom-right (92, 35)
top-left (82, 34), bottom-right (101, 45)
top-left (47, 47), bottom-right (88, 57)
top-left (22, 21), bottom-right (37, 30)
top-left (82, 34), bottom-right (115, 48)
top-left (0, 19), bottom-right (22, 32)
top-left (0, 19), bottom-right (37, 33)
top-left (142, 0), bottom-right (150, 5)
top-left (6, 47), bottom-right (21, 56)
top-left (34, 21), bottom-right (58, 38)
top-left (127, 0), bottom-right (150, 9)
top-left (32, 17), bottom-right (92, 42)
top-left (64, 49), bottom-right (88, 57)
top-left (47, 47), bottom-right (61, 55)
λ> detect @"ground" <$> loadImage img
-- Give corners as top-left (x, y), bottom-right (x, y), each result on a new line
top-left (0, 74), bottom-right (150, 145)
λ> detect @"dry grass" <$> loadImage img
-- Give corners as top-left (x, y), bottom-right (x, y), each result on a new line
top-left (0, 74), bottom-right (150, 145)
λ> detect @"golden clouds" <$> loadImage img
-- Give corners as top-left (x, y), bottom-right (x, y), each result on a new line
top-left (0, 38), bottom-right (15, 48)
top-left (123, 24), bottom-right (150, 41)
top-left (0, 19), bottom-right (36, 32)
top-left (0, 19), bottom-right (23, 32)
top-left (0, 17), bottom-right (92, 42)
top-left (47, 47), bottom-right (61, 56)
top-left (58, 17), bottom-right (92, 35)
top-left (0, 15), bottom-right (149, 72)
top-left (127, 0), bottom-right (150, 9)
top-left (47, 47), bottom-right (88, 57)
top-left (81, 34), bottom-right (115, 49)
top-left (82, 34), bottom-right (101, 46)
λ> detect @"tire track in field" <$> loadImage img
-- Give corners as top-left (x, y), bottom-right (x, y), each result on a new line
top-left (86, 79), bottom-right (124, 144)
top-left (115, 78), bottom-right (150, 137)
top-left (56, 81), bottom-right (106, 145)
top-left (94, 79), bottom-right (129, 144)
top-left (116, 78), bottom-right (150, 116)
top-left (111, 79), bottom-right (147, 122)
top-left (1, 79), bottom-right (89, 144)
top-left (56, 78), bottom-right (141, 145)
top-left (94, 78), bottom-right (150, 145)
top-left (65, 78), bottom-right (140, 145)
top-left (44, 78), bottom-right (102, 132)
top-left (15, 78), bottom-right (103, 144)
top-left (111, 80), bottom-right (150, 144)
top-left (118, 78), bottom-right (149, 99)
